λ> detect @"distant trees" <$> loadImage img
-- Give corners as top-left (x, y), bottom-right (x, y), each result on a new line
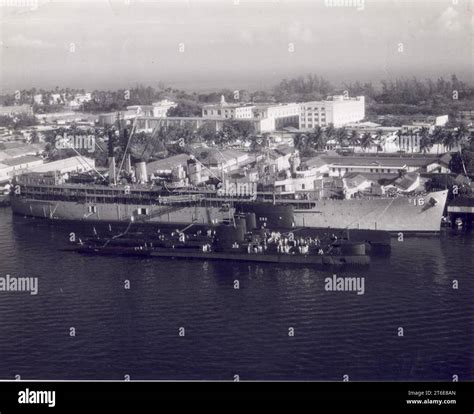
top-left (271, 73), bottom-right (474, 120)
top-left (273, 74), bottom-right (334, 102)
top-left (167, 100), bottom-right (202, 117)
top-left (0, 114), bottom-right (37, 129)
top-left (221, 120), bottom-right (254, 142)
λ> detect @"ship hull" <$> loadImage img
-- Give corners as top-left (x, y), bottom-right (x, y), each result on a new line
top-left (293, 190), bottom-right (448, 233)
top-left (10, 189), bottom-right (448, 233)
top-left (9, 197), bottom-right (232, 225)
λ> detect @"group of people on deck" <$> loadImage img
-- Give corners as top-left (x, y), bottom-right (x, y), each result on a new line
top-left (246, 231), bottom-right (326, 256)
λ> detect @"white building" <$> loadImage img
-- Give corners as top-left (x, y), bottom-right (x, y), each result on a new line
top-left (255, 103), bottom-right (301, 132)
top-left (152, 99), bottom-right (177, 118)
top-left (74, 93), bottom-right (92, 104)
top-left (342, 173), bottom-right (374, 199)
top-left (49, 94), bottom-right (64, 104)
top-left (300, 95), bottom-right (365, 129)
top-left (29, 156), bottom-right (96, 175)
top-left (0, 105), bottom-right (33, 117)
top-left (34, 94), bottom-right (43, 105)
top-left (202, 96), bottom-right (243, 119)
top-left (202, 96), bottom-right (299, 132)
top-left (274, 169), bottom-right (319, 193)
top-left (0, 156), bottom-right (44, 183)
top-left (234, 106), bottom-right (256, 119)
top-left (322, 155), bottom-right (449, 177)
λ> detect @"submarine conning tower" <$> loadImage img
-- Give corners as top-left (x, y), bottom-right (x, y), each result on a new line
top-left (236, 203), bottom-right (295, 229)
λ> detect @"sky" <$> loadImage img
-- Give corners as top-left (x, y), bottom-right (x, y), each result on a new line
top-left (0, 0), bottom-right (472, 92)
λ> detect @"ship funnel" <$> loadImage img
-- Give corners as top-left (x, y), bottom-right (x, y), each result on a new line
top-left (124, 154), bottom-right (132, 174)
top-left (107, 129), bottom-right (114, 157)
top-left (108, 157), bottom-right (116, 184)
top-left (135, 161), bottom-right (148, 183)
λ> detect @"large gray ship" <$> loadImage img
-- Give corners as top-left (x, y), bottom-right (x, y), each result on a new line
top-left (10, 170), bottom-right (448, 234)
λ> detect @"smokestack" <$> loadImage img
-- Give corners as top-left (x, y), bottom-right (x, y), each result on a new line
top-left (108, 158), bottom-right (116, 185)
top-left (135, 161), bottom-right (148, 184)
top-left (107, 129), bottom-right (114, 157)
top-left (124, 154), bottom-right (132, 174)
top-left (107, 130), bottom-right (116, 184)
top-left (122, 127), bottom-right (129, 150)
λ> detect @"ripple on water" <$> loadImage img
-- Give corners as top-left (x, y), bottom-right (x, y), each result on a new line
top-left (0, 210), bottom-right (472, 380)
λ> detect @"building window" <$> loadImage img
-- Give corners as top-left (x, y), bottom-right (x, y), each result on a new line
top-left (88, 205), bottom-right (97, 214)
top-left (137, 208), bottom-right (149, 215)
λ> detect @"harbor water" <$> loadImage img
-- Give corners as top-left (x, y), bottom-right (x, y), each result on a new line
top-left (0, 208), bottom-right (472, 381)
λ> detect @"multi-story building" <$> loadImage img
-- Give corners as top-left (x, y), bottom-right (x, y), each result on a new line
top-left (202, 96), bottom-right (300, 133)
top-left (0, 105), bottom-right (34, 117)
top-left (0, 156), bottom-right (44, 183)
top-left (300, 95), bottom-right (365, 129)
top-left (202, 96), bottom-right (243, 119)
top-left (254, 103), bottom-right (301, 132)
top-left (234, 105), bottom-right (255, 119)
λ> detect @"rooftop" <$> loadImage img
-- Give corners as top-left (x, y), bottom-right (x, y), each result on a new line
top-left (344, 173), bottom-right (372, 187)
top-left (147, 153), bottom-right (190, 173)
top-left (30, 156), bottom-right (95, 173)
top-left (197, 148), bottom-right (248, 165)
top-left (0, 143), bottom-right (46, 159)
top-left (321, 155), bottom-right (440, 168)
top-left (393, 172), bottom-right (420, 191)
top-left (1, 155), bottom-right (43, 167)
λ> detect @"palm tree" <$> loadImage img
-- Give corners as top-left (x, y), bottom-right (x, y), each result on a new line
top-left (360, 132), bottom-right (373, 152)
top-left (335, 127), bottom-right (348, 148)
top-left (432, 126), bottom-right (445, 155)
top-left (418, 126), bottom-right (431, 154)
top-left (396, 129), bottom-right (404, 152)
top-left (293, 133), bottom-right (308, 153)
top-left (455, 123), bottom-right (469, 146)
top-left (324, 123), bottom-right (336, 150)
top-left (310, 126), bottom-right (325, 150)
top-left (419, 135), bottom-right (433, 154)
top-left (374, 129), bottom-right (384, 153)
top-left (349, 130), bottom-right (359, 151)
top-left (442, 131), bottom-right (455, 152)
top-left (454, 123), bottom-right (470, 175)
